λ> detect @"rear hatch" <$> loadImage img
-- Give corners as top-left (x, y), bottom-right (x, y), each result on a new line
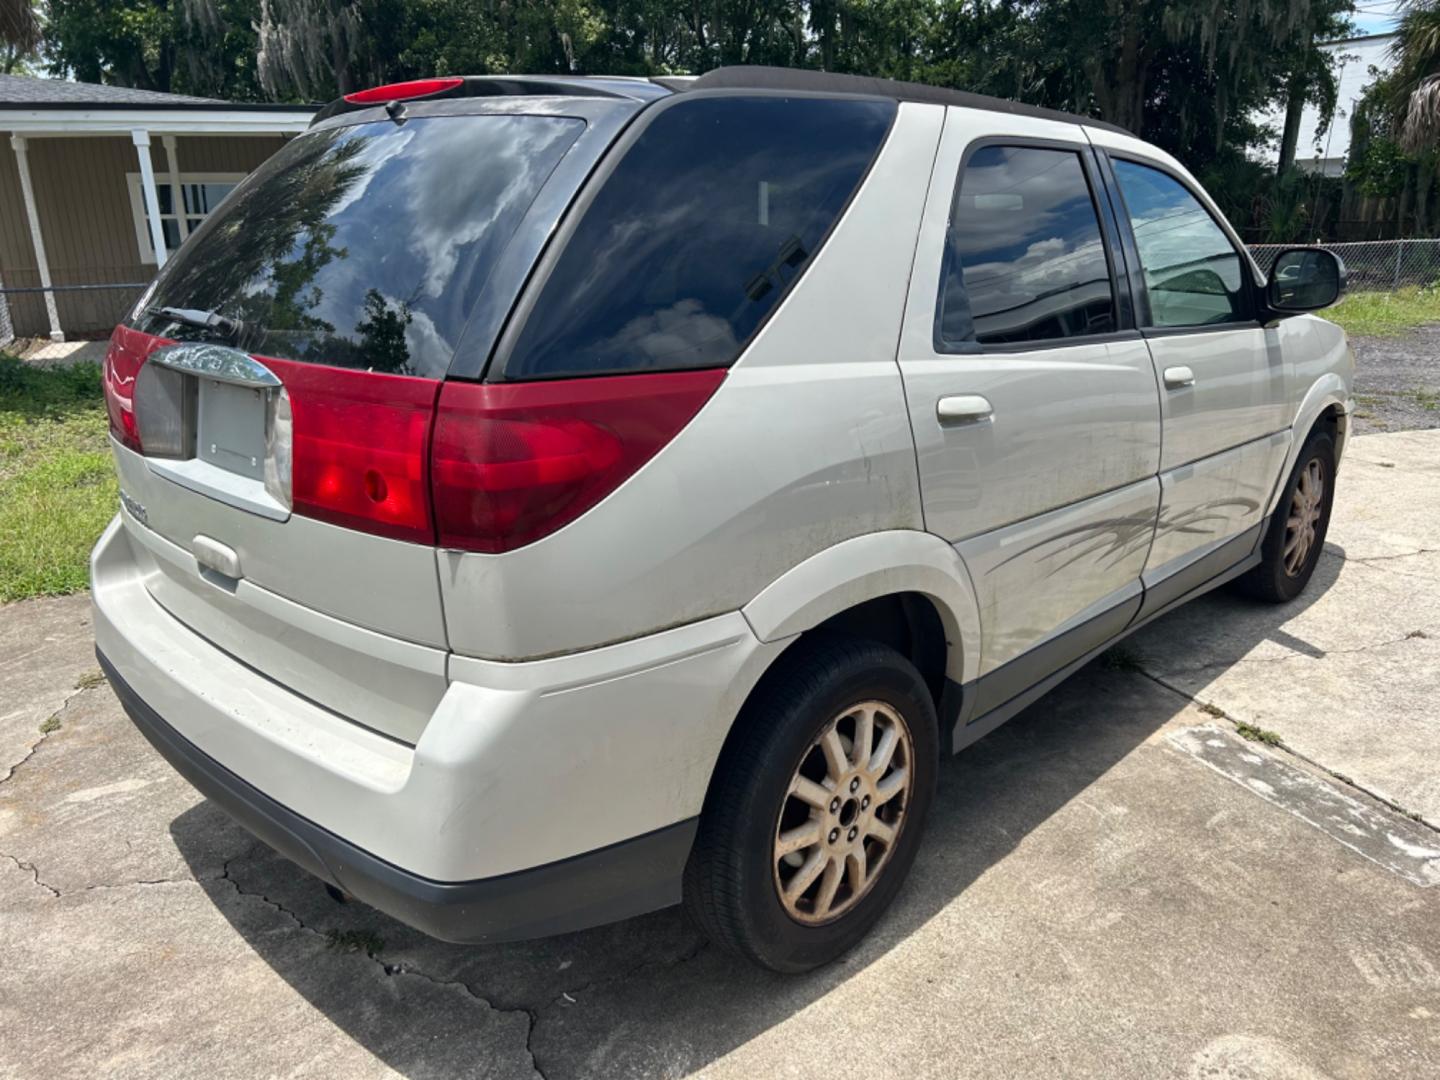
top-left (103, 104), bottom-right (604, 743)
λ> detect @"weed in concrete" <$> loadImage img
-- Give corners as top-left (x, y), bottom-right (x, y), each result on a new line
top-left (74, 669), bottom-right (105, 691)
top-left (1234, 721), bottom-right (1283, 746)
top-left (1411, 388), bottom-right (1439, 412)
top-left (326, 928), bottom-right (385, 955)
top-left (1103, 645), bottom-right (1142, 672)
top-left (38, 714), bottom-right (60, 735)
top-left (1199, 702), bottom-right (1227, 719)
top-left (1354, 409), bottom-right (1375, 419)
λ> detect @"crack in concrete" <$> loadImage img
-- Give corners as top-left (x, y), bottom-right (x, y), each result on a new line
top-left (1132, 667), bottom-right (1440, 836)
top-left (1138, 628), bottom-right (1434, 680)
top-left (0, 851), bottom-right (60, 897)
top-left (0, 676), bottom-right (104, 787)
top-left (216, 855), bottom-right (548, 1079)
top-left (526, 937), bottom-right (710, 1080)
top-left (0, 848), bottom-right (197, 898)
top-left (1344, 546), bottom-right (1440, 564)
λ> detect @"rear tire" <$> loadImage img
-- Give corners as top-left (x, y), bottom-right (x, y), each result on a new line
top-left (683, 634), bottom-right (938, 973)
top-left (1237, 429), bottom-right (1336, 603)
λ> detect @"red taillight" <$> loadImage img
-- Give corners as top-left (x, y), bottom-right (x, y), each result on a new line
top-left (431, 369), bottom-right (725, 553)
top-left (266, 358), bottom-right (440, 544)
top-left (103, 325), bottom-right (154, 452)
top-left (343, 77), bottom-right (464, 105)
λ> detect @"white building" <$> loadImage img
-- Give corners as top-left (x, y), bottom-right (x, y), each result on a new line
top-left (1254, 32), bottom-right (1398, 176)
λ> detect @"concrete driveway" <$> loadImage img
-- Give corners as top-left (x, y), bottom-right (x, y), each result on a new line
top-left (2, 429), bottom-right (1438, 1080)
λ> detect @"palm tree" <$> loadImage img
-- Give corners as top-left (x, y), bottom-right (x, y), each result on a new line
top-left (0, 0), bottom-right (38, 53)
top-left (1393, 0), bottom-right (1440, 151)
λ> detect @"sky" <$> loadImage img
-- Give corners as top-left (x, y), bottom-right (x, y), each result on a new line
top-left (1349, 0), bottom-right (1403, 37)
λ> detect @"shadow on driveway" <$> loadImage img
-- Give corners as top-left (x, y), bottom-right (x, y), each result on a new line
top-left (168, 551), bottom-right (1344, 1078)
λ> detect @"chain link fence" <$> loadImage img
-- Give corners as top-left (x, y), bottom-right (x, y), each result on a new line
top-left (1249, 239), bottom-right (1440, 293)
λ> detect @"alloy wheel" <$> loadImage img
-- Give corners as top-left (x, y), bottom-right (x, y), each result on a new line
top-left (772, 700), bottom-right (914, 925)
top-left (1284, 456), bottom-right (1326, 577)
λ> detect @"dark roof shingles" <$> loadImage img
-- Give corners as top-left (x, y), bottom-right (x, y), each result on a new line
top-left (0, 74), bottom-right (223, 107)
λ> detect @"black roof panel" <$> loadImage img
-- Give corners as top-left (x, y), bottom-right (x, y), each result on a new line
top-left (681, 66), bottom-right (1130, 136)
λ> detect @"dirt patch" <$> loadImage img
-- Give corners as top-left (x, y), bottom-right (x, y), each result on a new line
top-left (1350, 325), bottom-right (1440, 435)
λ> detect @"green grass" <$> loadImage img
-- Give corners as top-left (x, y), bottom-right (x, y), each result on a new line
top-left (325, 928), bottom-right (385, 955)
top-left (0, 354), bottom-right (116, 603)
top-left (1324, 285), bottom-right (1440, 338)
top-left (1234, 721), bottom-right (1284, 746)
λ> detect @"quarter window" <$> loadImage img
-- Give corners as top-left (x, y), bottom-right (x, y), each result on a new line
top-left (937, 145), bottom-right (1116, 348)
top-left (501, 95), bottom-right (895, 380)
top-left (1111, 159), bottom-right (1249, 328)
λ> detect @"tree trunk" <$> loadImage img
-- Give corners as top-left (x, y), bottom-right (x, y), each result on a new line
top-left (1398, 166), bottom-right (1416, 240)
top-left (1277, 72), bottom-right (1307, 176)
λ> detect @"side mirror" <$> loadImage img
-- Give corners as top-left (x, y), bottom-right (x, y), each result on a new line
top-left (1266, 247), bottom-right (1346, 313)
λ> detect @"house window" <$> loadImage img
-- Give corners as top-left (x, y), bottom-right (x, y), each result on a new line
top-left (126, 173), bottom-right (244, 263)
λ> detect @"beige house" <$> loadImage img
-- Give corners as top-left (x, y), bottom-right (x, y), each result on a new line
top-left (0, 75), bottom-right (315, 342)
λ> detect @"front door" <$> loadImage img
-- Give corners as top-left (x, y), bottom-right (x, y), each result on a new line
top-left (897, 109), bottom-right (1162, 718)
top-left (1099, 151), bottom-right (1292, 615)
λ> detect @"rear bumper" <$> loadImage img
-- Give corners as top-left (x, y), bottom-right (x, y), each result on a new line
top-left (100, 651), bottom-right (694, 943)
top-left (91, 514), bottom-right (786, 941)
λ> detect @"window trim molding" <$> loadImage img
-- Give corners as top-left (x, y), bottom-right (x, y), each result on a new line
top-left (1100, 150), bottom-right (1259, 332)
top-left (931, 135), bottom-right (1130, 355)
top-left (125, 170), bottom-right (245, 264)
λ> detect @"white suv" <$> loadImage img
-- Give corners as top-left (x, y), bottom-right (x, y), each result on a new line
top-left (93, 67), bottom-right (1352, 972)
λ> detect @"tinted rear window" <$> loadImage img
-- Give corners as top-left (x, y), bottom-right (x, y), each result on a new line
top-left (499, 95), bottom-right (895, 380)
top-left (134, 114), bottom-right (585, 378)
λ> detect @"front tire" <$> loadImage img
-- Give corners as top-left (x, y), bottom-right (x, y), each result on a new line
top-left (683, 635), bottom-right (938, 973)
top-left (1238, 429), bottom-right (1336, 603)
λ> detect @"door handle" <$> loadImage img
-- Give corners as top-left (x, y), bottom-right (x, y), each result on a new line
top-left (1163, 366), bottom-right (1196, 389)
top-left (936, 394), bottom-right (994, 425)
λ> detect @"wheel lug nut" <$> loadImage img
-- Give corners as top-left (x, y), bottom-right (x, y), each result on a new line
top-left (847, 826), bottom-right (858, 841)
top-left (861, 796), bottom-right (870, 810)
top-left (850, 778), bottom-right (860, 793)
top-left (829, 797), bottom-right (841, 813)
top-left (828, 828), bottom-right (840, 843)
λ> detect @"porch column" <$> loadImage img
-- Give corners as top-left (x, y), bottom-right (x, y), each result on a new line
top-left (9, 135), bottom-right (63, 342)
top-left (161, 135), bottom-right (189, 244)
top-left (130, 129), bottom-right (168, 266)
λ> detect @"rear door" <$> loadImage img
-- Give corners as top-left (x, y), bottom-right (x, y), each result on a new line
top-left (104, 105), bottom-right (617, 742)
top-left (897, 109), bottom-right (1161, 718)
top-left (1094, 145), bottom-right (1291, 615)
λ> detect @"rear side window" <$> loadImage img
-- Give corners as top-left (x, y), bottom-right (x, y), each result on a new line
top-left (1110, 159), bottom-right (1250, 328)
top-left (937, 145), bottom-right (1116, 349)
top-left (500, 95), bottom-right (895, 380)
top-left (134, 114), bottom-right (585, 378)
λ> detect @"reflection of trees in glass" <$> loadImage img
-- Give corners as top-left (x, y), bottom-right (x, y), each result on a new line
top-left (146, 129), bottom-right (370, 359)
top-left (355, 288), bottom-right (414, 374)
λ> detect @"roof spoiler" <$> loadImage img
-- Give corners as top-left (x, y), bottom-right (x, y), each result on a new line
top-left (309, 75), bottom-right (671, 126)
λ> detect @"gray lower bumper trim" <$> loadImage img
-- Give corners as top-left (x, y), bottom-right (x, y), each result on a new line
top-left (98, 649), bottom-right (696, 944)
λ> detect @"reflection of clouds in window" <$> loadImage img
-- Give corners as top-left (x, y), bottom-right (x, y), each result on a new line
top-left (400, 121), bottom-right (578, 299)
top-left (590, 298), bottom-right (740, 369)
top-left (1113, 160), bottom-right (1241, 291)
top-left (504, 97), bottom-right (894, 378)
top-left (140, 115), bottom-right (583, 377)
top-left (324, 126), bottom-right (416, 219)
top-left (1112, 159), bottom-right (1245, 326)
top-left (302, 117), bottom-right (582, 358)
top-left (403, 305), bottom-right (448, 370)
top-left (939, 145), bottom-right (1115, 345)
